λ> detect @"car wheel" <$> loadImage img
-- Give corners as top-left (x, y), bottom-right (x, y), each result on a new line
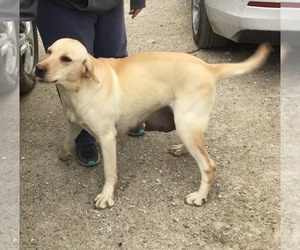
top-left (191, 0), bottom-right (228, 49)
top-left (20, 21), bottom-right (38, 94)
top-left (0, 21), bottom-right (18, 94)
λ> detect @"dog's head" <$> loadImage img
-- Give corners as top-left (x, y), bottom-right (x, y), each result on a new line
top-left (35, 38), bottom-right (99, 84)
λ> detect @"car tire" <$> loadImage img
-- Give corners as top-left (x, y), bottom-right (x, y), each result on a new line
top-left (0, 21), bottom-right (18, 94)
top-left (20, 21), bottom-right (38, 94)
top-left (191, 0), bottom-right (228, 49)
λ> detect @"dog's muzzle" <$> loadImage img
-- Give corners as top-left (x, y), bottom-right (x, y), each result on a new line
top-left (35, 64), bottom-right (47, 80)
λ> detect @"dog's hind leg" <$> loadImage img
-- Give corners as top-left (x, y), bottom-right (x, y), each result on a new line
top-left (58, 122), bottom-right (82, 161)
top-left (169, 144), bottom-right (188, 156)
top-left (173, 95), bottom-right (216, 206)
top-left (177, 125), bottom-right (216, 206)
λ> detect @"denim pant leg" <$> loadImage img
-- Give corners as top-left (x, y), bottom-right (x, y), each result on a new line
top-left (93, 0), bottom-right (128, 58)
top-left (36, 0), bottom-right (97, 53)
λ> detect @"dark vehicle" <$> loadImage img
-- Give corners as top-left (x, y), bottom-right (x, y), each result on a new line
top-left (20, 20), bottom-right (38, 94)
top-left (0, 0), bottom-right (38, 95)
top-left (19, 0), bottom-right (39, 94)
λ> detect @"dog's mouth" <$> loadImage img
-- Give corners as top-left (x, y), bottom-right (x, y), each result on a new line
top-left (35, 76), bottom-right (59, 83)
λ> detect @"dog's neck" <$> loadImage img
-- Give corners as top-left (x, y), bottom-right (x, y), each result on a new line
top-left (55, 76), bottom-right (110, 125)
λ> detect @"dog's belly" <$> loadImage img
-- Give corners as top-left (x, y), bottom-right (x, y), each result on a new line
top-left (115, 106), bottom-right (175, 134)
top-left (145, 107), bottom-right (175, 132)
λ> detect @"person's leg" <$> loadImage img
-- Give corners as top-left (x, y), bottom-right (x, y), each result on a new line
top-left (93, 0), bottom-right (127, 58)
top-left (36, 0), bottom-right (100, 166)
top-left (36, 0), bottom-right (96, 53)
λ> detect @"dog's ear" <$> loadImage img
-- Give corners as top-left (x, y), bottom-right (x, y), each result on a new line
top-left (82, 56), bottom-right (100, 83)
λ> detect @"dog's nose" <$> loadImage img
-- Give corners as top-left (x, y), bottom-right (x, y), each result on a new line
top-left (35, 64), bottom-right (47, 78)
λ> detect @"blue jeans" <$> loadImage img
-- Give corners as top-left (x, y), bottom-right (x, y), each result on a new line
top-left (36, 0), bottom-right (127, 145)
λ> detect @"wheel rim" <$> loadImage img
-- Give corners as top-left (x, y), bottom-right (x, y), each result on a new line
top-left (1, 22), bottom-right (17, 76)
top-left (192, 0), bottom-right (201, 36)
top-left (20, 21), bottom-right (35, 75)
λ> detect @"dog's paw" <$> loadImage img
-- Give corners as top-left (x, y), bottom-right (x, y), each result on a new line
top-left (58, 151), bottom-right (70, 161)
top-left (169, 144), bottom-right (187, 156)
top-left (185, 191), bottom-right (208, 206)
top-left (95, 192), bottom-right (115, 209)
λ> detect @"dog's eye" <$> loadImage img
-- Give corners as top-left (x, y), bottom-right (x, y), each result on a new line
top-left (47, 49), bottom-right (52, 55)
top-left (61, 56), bottom-right (72, 63)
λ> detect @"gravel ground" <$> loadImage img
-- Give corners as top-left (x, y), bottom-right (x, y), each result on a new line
top-left (0, 87), bottom-right (19, 249)
top-left (281, 42), bottom-right (300, 249)
top-left (20, 1), bottom-right (280, 249)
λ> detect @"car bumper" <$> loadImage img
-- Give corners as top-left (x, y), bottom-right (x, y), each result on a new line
top-left (281, 2), bottom-right (300, 31)
top-left (205, 0), bottom-right (300, 42)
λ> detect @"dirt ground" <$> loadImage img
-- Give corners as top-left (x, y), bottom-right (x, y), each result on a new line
top-left (20, 0), bottom-right (280, 249)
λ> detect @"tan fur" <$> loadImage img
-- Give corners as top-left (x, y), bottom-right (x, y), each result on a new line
top-left (36, 38), bottom-right (272, 209)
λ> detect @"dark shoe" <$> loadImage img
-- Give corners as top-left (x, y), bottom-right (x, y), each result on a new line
top-left (75, 144), bottom-right (100, 167)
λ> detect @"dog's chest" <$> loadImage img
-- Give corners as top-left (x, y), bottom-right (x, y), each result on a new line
top-left (62, 99), bottom-right (96, 128)
top-left (63, 106), bottom-right (79, 123)
top-left (57, 87), bottom-right (90, 125)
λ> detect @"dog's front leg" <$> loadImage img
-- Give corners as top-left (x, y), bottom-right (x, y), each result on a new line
top-left (95, 132), bottom-right (117, 209)
top-left (58, 122), bottom-right (82, 161)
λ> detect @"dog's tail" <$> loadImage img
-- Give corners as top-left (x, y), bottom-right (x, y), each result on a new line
top-left (212, 43), bottom-right (273, 81)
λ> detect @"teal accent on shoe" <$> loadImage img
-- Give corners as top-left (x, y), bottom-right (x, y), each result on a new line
top-left (75, 144), bottom-right (101, 167)
top-left (129, 128), bottom-right (145, 137)
top-left (87, 161), bottom-right (97, 167)
top-left (77, 156), bottom-right (100, 167)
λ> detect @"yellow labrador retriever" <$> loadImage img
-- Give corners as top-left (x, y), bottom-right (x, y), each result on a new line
top-left (35, 38), bottom-right (272, 209)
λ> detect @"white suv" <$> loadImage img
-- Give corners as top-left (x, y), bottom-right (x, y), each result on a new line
top-left (192, 0), bottom-right (300, 48)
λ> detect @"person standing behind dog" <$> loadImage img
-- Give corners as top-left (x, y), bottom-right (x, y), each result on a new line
top-left (35, 0), bottom-right (146, 167)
